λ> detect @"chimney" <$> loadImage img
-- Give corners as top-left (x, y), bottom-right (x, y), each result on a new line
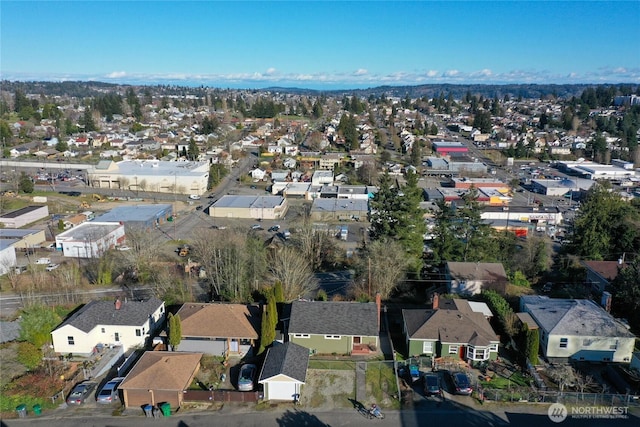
top-left (375, 293), bottom-right (381, 332)
top-left (114, 298), bottom-right (122, 310)
top-left (432, 293), bottom-right (439, 310)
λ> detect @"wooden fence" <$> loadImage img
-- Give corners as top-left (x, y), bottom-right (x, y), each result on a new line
top-left (183, 390), bottom-right (259, 403)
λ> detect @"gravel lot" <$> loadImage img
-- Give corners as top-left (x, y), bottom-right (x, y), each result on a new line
top-left (299, 369), bottom-right (355, 409)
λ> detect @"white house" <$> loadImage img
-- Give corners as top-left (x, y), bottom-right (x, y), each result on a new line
top-left (250, 168), bottom-right (266, 181)
top-left (55, 222), bottom-right (125, 258)
top-left (258, 342), bottom-right (309, 401)
top-left (51, 297), bottom-right (165, 356)
top-left (520, 296), bottom-right (636, 363)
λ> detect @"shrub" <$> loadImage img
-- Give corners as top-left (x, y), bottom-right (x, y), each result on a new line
top-left (16, 342), bottom-right (41, 371)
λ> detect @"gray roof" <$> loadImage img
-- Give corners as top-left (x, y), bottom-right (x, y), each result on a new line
top-left (212, 195), bottom-right (285, 209)
top-left (288, 300), bottom-right (378, 337)
top-left (0, 205), bottom-right (46, 219)
top-left (258, 342), bottom-right (309, 383)
top-left (310, 198), bottom-right (369, 213)
top-left (521, 296), bottom-right (636, 338)
top-left (403, 299), bottom-right (498, 347)
top-left (56, 297), bottom-right (163, 333)
top-left (93, 204), bottom-right (172, 223)
top-left (0, 320), bottom-right (21, 343)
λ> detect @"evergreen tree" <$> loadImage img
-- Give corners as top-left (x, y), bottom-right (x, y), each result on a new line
top-left (168, 313), bottom-right (182, 351)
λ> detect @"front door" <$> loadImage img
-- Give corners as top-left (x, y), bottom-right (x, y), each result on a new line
top-left (354, 337), bottom-right (361, 344)
top-left (230, 339), bottom-right (239, 353)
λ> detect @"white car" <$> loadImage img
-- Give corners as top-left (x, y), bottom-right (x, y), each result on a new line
top-left (46, 263), bottom-right (60, 271)
top-left (115, 245), bottom-right (130, 251)
top-left (189, 194), bottom-right (201, 200)
top-left (35, 257), bottom-right (51, 265)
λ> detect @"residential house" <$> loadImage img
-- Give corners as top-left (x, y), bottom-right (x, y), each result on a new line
top-left (251, 168), bottom-right (266, 181)
top-left (271, 170), bottom-right (289, 182)
top-left (287, 299), bottom-right (380, 355)
top-left (50, 297), bottom-right (165, 356)
top-left (119, 351), bottom-right (202, 409)
top-left (520, 296), bottom-right (636, 363)
top-left (581, 260), bottom-right (627, 293)
top-left (173, 303), bottom-right (260, 357)
top-left (445, 261), bottom-right (508, 295)
top-left (258, 342), bottom-right (309, 401)
top-left (402, 296), bottom-right (499, 363)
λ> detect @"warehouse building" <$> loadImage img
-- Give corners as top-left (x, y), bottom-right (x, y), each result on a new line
top-left (94, 204), bottom-right (173, 229)
top-left (88, 160), bottom-right (210, 196)
top-left (209, 195), bottom-right (288, 220)
top-left (0, 229), bottom-right (47, 250)
top-left (55, 222), bottom-right (125, 258)
top-left (0, 205), bottom-right (49, 228)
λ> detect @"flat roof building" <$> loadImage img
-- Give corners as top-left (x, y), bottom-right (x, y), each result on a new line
top-left (309, 198), bottom-right (369, 222)
top-left (55, 222), bottom-right (125, 258)
top-left (88, 160), bottom-right (210, 195)
top-left (209, 195), bottom-right (288, 220)
top-left (0, 205), bottom-right (49, 228)
top-left (94, 204), bottom-right (173, 229)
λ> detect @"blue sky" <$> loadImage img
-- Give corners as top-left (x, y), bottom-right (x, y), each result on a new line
top-left (1, 1), bottom-right (639, 89)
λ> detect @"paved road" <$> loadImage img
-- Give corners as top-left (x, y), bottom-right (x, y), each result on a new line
top-left (2, 405), bottom-right (637, 427)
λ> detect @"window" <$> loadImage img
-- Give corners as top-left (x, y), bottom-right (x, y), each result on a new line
top-left (135, 329), bottom-right (141, 337)
top-left (559, 338), bottom-right (568, 348)
top-left (610, 340), bottom-right (618, 350)
top-left (324, 335), bottom-right (341, 340)
top-left (142, 328), bottom-right (145, 335)
top-left (114, 332), bottom-right (120, 342)
top-left (489, 344), bottom-right (498, 352)
top-left (67, 336), bottom-right (75, 346)
top-left (101, 328), bottom-right (105, 333)
top-left (422, 341), bottom-right (433, 354)
top-left (448, 345), bottom-right (459, 355)
top-left (293, 334), bottom-right (310, 339)
top-left (468, 346), bottom-right (490, 361)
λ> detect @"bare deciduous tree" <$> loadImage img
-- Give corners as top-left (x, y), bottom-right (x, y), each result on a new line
top-left (293, 216), bottom-right (340, 271)
top-left (268, 246), bottom-right (317, 301)
top-left (548, 365), bottom-right (576, 393)
top-left (354, 238), bottom-right (407, 299)
top-left (574, 372), bottom-right (596, 398)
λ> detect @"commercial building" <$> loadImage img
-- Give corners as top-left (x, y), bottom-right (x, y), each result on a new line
top-left (0, 240), bottom-right (17, 275)
top-left (55, 222), bottom-right (125, 258)
top-left (309, 198), bottom-right (369, 222)
top-left (431, 141), bottom-right (469, 156)
top-left (88, 160), bottom-right (210, 196)
top-left (93, 204), bottom-right (173, 229)
top-left (209, 195), bottom-right (288, 220)
top-left (0, 229), bottom-right (47, 250)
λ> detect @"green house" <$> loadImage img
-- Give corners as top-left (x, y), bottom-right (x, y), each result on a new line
top-left (402, 297), bottom-right (499, 363)
top-left (287, 300), bottom-right (379, 356)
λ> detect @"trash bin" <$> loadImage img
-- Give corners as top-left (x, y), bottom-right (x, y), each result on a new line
top-left (16, 404), bottom-right (27, 418)
top-left (143, 404), bottom-right (153, 417)
top-left (159, 402), bottom-right (171, 417)
top-left (33, 404), bottom-right (42, 416)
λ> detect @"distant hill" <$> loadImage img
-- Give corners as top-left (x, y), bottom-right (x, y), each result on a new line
top-left (2, 80), bottom-right (636, 100)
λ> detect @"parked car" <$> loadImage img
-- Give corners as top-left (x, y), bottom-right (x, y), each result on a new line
top-left (250, 224), bottom-right (263, 230)
top-left (237, 364), bottom-right (257, 391)
top-left (189, 194), bottom-right (201, 200)
top-left (35, 257), bottom-right (51, 265)
top-left (423, 373), bottom-right (441, 396)
top-left (96, 377), bottom-right (124, 404)
top-left (268, 225), bottom-right (280, 232)
top-left (45, 263), bottom-right (60, 271)
top-left (115, 245), bottom-right (130, 251)
top-left (449, 372), bottom-right (473, 395)
top-left (67, 381), bottom-right (97, 405)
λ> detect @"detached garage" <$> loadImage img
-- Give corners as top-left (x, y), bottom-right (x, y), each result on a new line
top-left (258, 342), bottom-right (308, 402)
top-left (119, 351), bottom-right (202, 409)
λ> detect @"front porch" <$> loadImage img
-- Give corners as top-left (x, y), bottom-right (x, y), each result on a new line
top-left (351, 343), bottom-right (377, 355)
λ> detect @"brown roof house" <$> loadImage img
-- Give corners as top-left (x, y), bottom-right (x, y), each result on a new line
top-left (119, 351), bottom-right (202, 409)
top-left (445, 261), bottom-right (508, 296)
top-left (402, 296), bottom-right (500, 364)
top-left (173, 303), bottom-right (260, 357)
top-left (581, 260), bottom-right (627, 293)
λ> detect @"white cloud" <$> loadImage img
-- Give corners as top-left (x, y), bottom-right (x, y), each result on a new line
top-left (105, 71), bottom-right (127, 79)
top-left (426, 70), bottom-right (438, 77)
top-left (265, 67), bottom-right (277, 75)
top-left (353, 68), bottom-right (368, 76)
top-left (442, 69), bottom-right (459, 77)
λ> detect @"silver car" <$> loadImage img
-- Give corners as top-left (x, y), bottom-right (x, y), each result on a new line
top-left (237, 364), bottom-right (256, 391)
top-left (96, 377), bottom-right (124, 404)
